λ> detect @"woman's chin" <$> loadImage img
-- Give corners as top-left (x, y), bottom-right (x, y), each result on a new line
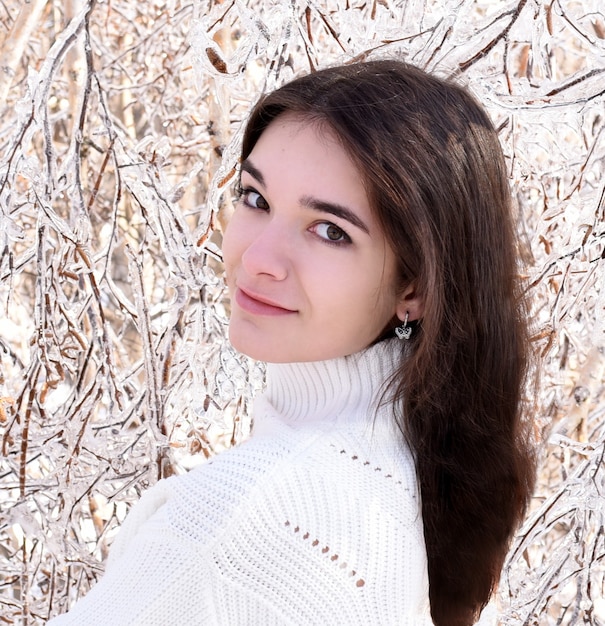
top-left (227, 329), bottom-right (284, 363)
top-left (227, 329), bottom-right (371, 364)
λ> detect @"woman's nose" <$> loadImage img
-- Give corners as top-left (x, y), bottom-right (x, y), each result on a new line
top-left (240, 220), bottom-right (290, 281)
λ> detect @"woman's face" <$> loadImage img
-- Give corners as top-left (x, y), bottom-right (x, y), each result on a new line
top-left (222, 114), bottom-right (408, 363)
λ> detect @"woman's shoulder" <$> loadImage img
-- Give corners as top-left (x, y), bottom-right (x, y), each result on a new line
top-left (256, 426), bottom-right (422, 532)
top-left (149, 424), bottom-right (323, 541)
top-left (185, 421), bottom-right (417, 498)
top-left (116, 420), bottom-right (421, 552)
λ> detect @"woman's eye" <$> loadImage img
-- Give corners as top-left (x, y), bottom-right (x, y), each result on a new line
top-left (312, 222), bottom-right (351, 245)
top-left (238, 187), bottom-right (270, 211)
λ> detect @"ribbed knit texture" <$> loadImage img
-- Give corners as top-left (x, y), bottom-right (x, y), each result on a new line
top-left (48, 339), bottom-right (433, 625)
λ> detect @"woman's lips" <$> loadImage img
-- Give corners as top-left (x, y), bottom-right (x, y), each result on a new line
top-left (235, 287), bottom-right (297, 316)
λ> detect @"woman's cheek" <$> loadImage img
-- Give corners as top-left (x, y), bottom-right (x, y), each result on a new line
top-left (222, 209), bottom-right (248, 272)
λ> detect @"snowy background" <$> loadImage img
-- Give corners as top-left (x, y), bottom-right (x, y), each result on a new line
top-left (0, 0), bottom-right (604, 623)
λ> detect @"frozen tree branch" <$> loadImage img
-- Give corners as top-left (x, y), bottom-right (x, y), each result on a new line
top-left (0, 0), bottom-right (48, 106)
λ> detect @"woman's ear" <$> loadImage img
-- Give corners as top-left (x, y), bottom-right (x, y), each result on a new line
top-left (395, 282), bottom-right (424, 322)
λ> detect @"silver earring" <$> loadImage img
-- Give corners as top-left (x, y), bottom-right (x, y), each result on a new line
top-left (395, 312), bottom-right (412, 340)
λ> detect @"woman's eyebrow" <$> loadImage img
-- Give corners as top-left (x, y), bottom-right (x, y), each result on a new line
top-left (241, 158), bottom-right (369, 234)
top-left (241, 159), bottom-right (265, 186)
top-left (300, 195), bottom-right (370, 234)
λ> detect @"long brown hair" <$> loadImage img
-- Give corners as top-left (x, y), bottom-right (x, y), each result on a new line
top-left (240, 60), bottom-right (536, 626)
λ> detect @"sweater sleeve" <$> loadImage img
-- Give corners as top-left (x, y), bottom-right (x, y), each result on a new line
top-left (105, 477), bottom-right (172, 567)
top-left (47, 475), bottom-right (224, 626)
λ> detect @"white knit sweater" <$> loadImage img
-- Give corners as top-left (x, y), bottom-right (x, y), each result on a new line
top-left (49, 339), bottom-right (433, 625)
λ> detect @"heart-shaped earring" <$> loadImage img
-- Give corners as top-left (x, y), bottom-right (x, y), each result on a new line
top-left (395, 312), bottom-right (412, 340)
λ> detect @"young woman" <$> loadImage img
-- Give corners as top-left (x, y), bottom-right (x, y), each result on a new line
top-left (49, 61), bottom-right (535, 626)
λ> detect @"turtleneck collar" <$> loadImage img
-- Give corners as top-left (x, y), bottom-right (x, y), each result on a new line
top-left (251, 338), bottom-right (404, 435)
